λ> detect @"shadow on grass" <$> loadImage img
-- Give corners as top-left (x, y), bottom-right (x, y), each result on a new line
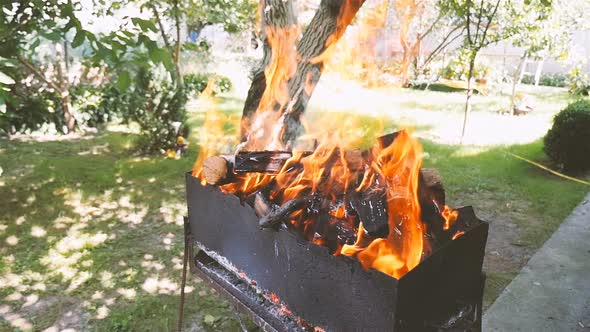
top-left (0, 133), bottom-right (247, 331)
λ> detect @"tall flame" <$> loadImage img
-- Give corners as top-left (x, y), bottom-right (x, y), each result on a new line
top-left (192, 0), bottom-right (461, 280)
top-left (341, 131), bottom-right (424, 278)
top-left (242, 25), bottom-right (300, 152)
top-left (192, 78), bottom-right (240, 183)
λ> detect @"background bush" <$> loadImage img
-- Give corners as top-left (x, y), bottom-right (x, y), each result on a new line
top-left (521, 73), bottom-right (568, 87)
top-left (439, 50), bottom-right (491, 81)
top-left (568, 66), bottom-right (590, 96)
top-left (0, 81), bottom-right (64, 136)
top-left (544, 99), bottom-right (590, 172)
top-left (102, 65), bottom-right (189, 153)
top-left (183, 73), bottom-right (232, 96)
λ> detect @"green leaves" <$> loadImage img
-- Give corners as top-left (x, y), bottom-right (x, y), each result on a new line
top-left (117, 71), bottom-right (131, 91)
top-left (72, 29), bottom-right (86, 48)
top-left (131, 18), bottom-right (158, 33)
top-left (186, 0), bottom-right (257, 35)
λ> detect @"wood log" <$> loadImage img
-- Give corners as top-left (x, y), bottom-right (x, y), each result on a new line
top-left (344, 149), bottom-right (365, 171)
top-left (202, 149), bottom-right (363, 185)
top-left (312, 213), bottom-right (357, 253)
top-left (420, 168), bottom-right (445, 207)
top-left (201, 151), bottom-right (294, 185)
top-left (202, 155), bottom-right (233, 185)
top-left (234, 151), bottom-right (293, 173)
top-left (348, 183), bottom-right (389, 238)
top-left (254, 191), bottom-right (273, 218)
top-left (259, 196), bottom-right (309, 228)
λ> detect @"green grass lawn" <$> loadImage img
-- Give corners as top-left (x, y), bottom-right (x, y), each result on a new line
top-left (1, 91), bottom-right (588, 330)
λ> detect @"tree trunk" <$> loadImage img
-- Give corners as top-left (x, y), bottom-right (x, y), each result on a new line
top-left (62, 93), bottom-right (76, 133)
top-left (460, 54), bottom-right (476, 144)
top-left (509, 53), bottom-right (527, 116)
top-left (55, 43), bottom-right (76, 133)
top-left (240, 0), bottom-right (296, 142)
top-left (173, 0), bottom-right (183, 86)
top-left (241, 0), bottom-right (365, 146)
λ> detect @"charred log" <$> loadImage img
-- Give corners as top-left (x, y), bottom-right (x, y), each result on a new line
top-left (254, 191), bottom-right (274, 218)
top-left (202, 150), bottom-right (362, 185)
top-left (259, 196), bottom-right (309, 228)
top-left (313, 213), bottom-right (357, 253)
top-left (349, 182), bottom-right (389, 238)
top-left (202, 151), bottom-right (298, 185)
top-left (235, 151), bottom-right (294, 173)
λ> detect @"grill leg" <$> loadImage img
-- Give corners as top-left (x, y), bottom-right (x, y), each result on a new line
top-left (178, 217), bottom-right (193, 332)
top-left (474, 273), bottom-right (486, 332)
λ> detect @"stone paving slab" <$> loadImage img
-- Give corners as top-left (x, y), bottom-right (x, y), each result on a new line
top-left (483, 192), bottom-right (590, 331)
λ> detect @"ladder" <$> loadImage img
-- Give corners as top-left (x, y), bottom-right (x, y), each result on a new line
top-left (518, 56), bottom-right (545, 86)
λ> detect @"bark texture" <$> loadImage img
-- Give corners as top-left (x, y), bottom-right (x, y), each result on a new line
top-left (241, 0), bottom-right (365, 146)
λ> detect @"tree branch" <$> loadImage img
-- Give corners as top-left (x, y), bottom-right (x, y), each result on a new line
top-left (480, 0), bottom-right (502, 47)
top-left (17, 55), bottom-right (62, 94)
top-left (466, 0), bottom-right (472, 45)
top-left (149, 4), bottom-right (172, 50)
top-left (474, 0), bottom-right (484, 43)
top-left (419, 25), bottom-right (465, 72)
top-left (173, 0), bottom-right (183, 84)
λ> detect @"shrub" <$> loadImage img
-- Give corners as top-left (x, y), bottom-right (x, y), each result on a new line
top-left (183, 73), bottom-right (232, 95)
top-left (439, 50), bottom-right (491, 81)
top-left (0, 83), bottom-right (65, 136)
top-left (1, 79), bottom-right (122, 137)
top-left (103, 65), bottom-right (189, 153)
top-left (521, 73), bottom-right (568, 87)
top-left (568, 66), bottom-right (590, 96)
top-left (544, 99), bottom-right (590, 172)
top-left (71, 85), bottom-right (120, 128)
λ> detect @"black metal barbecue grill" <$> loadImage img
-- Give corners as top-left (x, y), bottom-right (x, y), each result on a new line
top-left (184, 173), bottom-right (488, 331)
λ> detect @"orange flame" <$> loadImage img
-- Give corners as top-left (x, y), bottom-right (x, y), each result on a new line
top-left (341, 131), bottom-right (424, 278)
top-left (192, 78), bottom-right (240, 183)
top-left (191, 1), bottom-right (464, 280)
top-left (321, 0), bottom-right (393, 88)
top-left (242, 25), bottom-right (300, 151)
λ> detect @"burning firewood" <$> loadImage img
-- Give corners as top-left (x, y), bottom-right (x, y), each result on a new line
top-left (202, 155), bottom-right (234, 185)
top-left (254, 191), bottom-right (273, 218)
top-left (202, 150), bottom-right (364, 185)
top-left (259, 196), bottom-right (309, 228)
top-left (349, 184), bottom-right (389, 238)
top-left (420, 168), bottom-right (445, 207)
top-left (202, 151), bottom-right (296, 185)
top-left (234, 151), bottom-right (294, 173)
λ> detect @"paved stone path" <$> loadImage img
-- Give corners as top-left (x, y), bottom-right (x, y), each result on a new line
top-left (483, 192), bottom-right (590, 331)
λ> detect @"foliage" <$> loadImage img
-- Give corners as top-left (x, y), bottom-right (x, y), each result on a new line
top-left (185, 0), bottom-right (258, 34)
top-left (567, 65), bottom-right (590, 96)
top-left (0, 85), bottom-right (64, 136)
top-left (503, 0), bottom-right (568, 60)
top-left (439, 49), bottom-right (490, 81)
top-left (544, 99), bottom-right (590, 172)
top-left (102, 65), bottom-right (189, 153)
top-left (521, 73), bottom-right (568, 88)
top-left (70, 85), bottom-right (120, 128)
top-left (0, 0), bottom-right (90, 133)
top-left (183, 73), bottom-right (232, 95)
